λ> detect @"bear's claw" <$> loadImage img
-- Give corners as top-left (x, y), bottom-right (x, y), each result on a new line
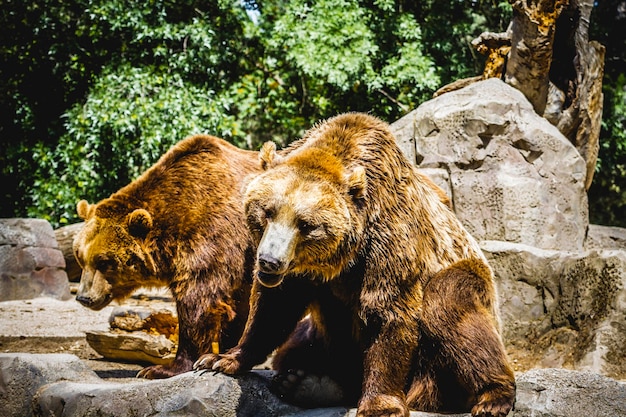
top-left (193, 353), bottom-right (220, 371)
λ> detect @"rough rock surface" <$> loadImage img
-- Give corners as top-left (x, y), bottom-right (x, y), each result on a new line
top-left (85, 330), bottom-right (176, 365)
top-left (483, 241), bottom-right (626, 380)
top-left (2, 352), bottom-right (625, 417)
top-left (586, 224), bottom-right (626, 250)
top-left (511, 368), bottom-right (626, 417)
top-left (0, 218), bottom-right (70, 301)
top-left (391, 78), bottom-right (588, 251)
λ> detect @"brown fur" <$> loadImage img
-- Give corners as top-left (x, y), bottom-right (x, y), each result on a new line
top-left (194, 114), bottom-right (516, 416)
top-left (73, 135), bottom-right (260, 379)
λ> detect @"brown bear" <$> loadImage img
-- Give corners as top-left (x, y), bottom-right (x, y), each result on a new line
top-left (73, 134), bottom-right (260, 379)
top-left (194, 113), bottom-right (516, 417)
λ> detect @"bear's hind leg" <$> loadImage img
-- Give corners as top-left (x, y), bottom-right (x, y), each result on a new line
top-left (419, 259), bottom-right (516, 417)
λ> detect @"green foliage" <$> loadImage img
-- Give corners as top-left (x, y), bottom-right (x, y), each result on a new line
top-left (273, 0), bottom-right (377, 90)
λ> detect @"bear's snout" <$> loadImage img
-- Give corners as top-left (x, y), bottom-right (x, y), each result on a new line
top-left (75, 293), bottom-right (113, 310)
top-left (256, 222), bottom-right (297, 279)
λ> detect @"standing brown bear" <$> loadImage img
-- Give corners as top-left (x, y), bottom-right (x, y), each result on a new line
top-left (194, 113), bottom-right (516, 416)
top-left (73, 134), bottom-right (260, 379)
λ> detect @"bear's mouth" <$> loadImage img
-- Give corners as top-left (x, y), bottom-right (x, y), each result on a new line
top-left (256, 271), bottom-right (285, 288)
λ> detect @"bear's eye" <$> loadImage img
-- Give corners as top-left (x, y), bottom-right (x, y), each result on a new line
top-left (125, 255), bottom-right (139, 268)
top-left (298, 220), bottom-right (317, 236)
top-left (95, 257), bottom-right (117, 272)
top-left (263, 207), bottom-right (275, 220)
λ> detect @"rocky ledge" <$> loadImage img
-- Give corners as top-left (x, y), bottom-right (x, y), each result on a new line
top-left (1, 352), bottom-right (625, 417)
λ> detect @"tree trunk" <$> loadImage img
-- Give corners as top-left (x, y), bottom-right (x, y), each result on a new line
top-left (505, 0), bottom-right (568, 115)
top-left (548, 0), bottom-right (605, 190)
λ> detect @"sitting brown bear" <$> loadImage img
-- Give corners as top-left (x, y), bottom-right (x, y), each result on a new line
top-left (73, 134), bottom-right (260, 379)
top-left (194, 113), bottom-right (516, 416)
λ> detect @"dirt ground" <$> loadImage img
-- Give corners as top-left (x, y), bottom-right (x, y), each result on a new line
top-left (0, 285), bottom-right (176, 380)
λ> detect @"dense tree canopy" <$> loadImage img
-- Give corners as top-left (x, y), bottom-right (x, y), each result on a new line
top-left (0, 0), bottom-right (624, 227)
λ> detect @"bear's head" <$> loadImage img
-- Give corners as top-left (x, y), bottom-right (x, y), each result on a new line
top-left (244, 142), bottom-right (367, 288)
top-left (73, 199), bottom-right (157, 310)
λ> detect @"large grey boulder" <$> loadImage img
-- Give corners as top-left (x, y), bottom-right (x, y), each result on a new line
top-left (0, 218), bottom-right (70, 301)
top-left (391, 78), bottom-right (588, 251)
top-left (34, 370), bottom-right (300, 417)
top-left (391, 78), bottom-right (626, 381)
top-left (482, 240), bottom-right (626, 379)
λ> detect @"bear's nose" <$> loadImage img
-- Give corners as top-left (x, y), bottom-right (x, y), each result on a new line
top-left (258, 254), bottom-right (283, 273)
top-left (76, 295), bottom-right (94, 307)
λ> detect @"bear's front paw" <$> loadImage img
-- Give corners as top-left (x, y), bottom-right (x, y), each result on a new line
top-left (212, 352), bottom-right (247, 374)
top-left (471, 384), bottom-right (516, 417)
top-left (193, 353), bottom-right (221, 371)
top-left (357, 394), bottom-right (409, 417)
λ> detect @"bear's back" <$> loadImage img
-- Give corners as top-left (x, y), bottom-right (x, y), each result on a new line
top-left (96, 135), bottom-right (260, 243)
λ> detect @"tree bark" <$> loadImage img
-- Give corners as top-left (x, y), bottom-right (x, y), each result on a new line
top-left (505, 0), bottom-right (568, 115)
top-left (548, 0), bottom-right (605, 190)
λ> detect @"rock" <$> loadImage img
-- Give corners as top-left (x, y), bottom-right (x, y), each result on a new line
top-left (482, 240), bottom-right (626, 379)
top-left (53, 222), bottom-right (84, 282)
top-left (0, 218), bottom-right (71, 301)
top-left (2, 352), bottom-right (625, 417)
top-left (0, 353), bottom-right (101, 417)
top-left (586, 224), bottom-right (626, 250)
top-left (108, 306), bottom-right (178, 337)
top-left (33, 370), bottom-right (302, 417)
top-left (512, 368), bottom-right (626, 417)
top-left (391, 78), bottom-right (588, 251)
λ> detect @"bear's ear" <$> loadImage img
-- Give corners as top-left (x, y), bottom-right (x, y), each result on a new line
top-left (76, 200), bottom-right (94, 220)
top-left (259, 141), bottom-right (283, 170)
top-left (345, 166), bottom-right (367, 201)
top-left (127, 209), bottom-right (153, 239)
